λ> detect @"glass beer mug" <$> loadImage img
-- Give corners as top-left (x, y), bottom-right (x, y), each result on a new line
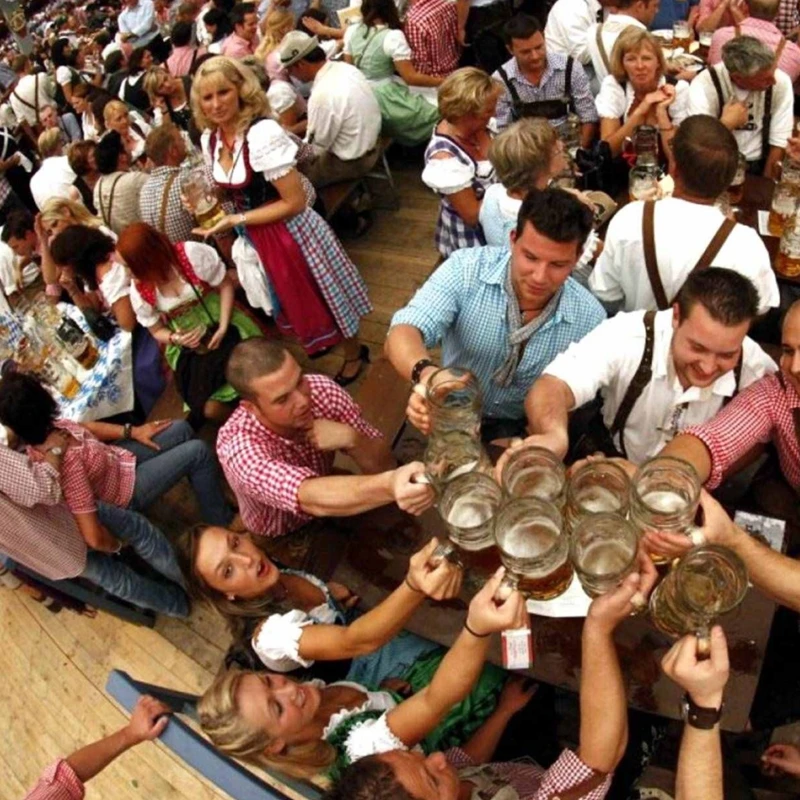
top-left (494, 497), bottom-right (573, 601)
top-left (436, 472), bottom-right (504, 582)
top-left (180, 160), bottom-right (225, 230)
top-left (500, 445), bottom-right (566, 506)
top-left (570, 513), bottom-right (638, 597)
top-left (564, 459), bottom-right (631, 533)
top-left (649, 545), bottom-right (748, 644)
top-left (633, 124), bottom-right (659, 167)
top-left (630, 456), bottom-right (701, 563)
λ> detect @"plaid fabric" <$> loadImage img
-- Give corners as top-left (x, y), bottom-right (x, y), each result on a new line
top-left (405, 0), bottom-right (460, 77)
top-left (775, 0), bottom-right (799, 37)
top-left (216, 374), bottom-right (382, 537)
top-left (446, 747), bottom-right (612, 799)
top-left (493, 53), bottom-right (599, 130)
top-left (23, 759), bottom-right (85, 800)
top-left (139, 165), bottom-right (196, 244)
top-left (390, 246), bottom-right (606, 420)
top-left (283, 208), bottom-right (373, 339)
top-left (685, 372), bottom-right (800, 491)
top-left (424, 135), bottom-right (495, 258)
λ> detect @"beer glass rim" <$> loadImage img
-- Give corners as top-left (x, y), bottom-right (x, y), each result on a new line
top-left (566, 458), bottom-right (631, 507)
top-left (570, 512), bottom-right (639, 579)
top-left (675, 544), bottom-right (748, 615)
top-left (439, 472), bottom-right (502, 539)
top-left (425, 366), bottom-right (482, 409)
top-left (631, 455), bottom-right (701, 510)
top-left (494, 496), bottom-right (565, 562)
top-left (500, 444), bottom-right (566, 493)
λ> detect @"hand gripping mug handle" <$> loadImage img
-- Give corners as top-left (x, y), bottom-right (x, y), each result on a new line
top-left (430, 540), bottom-right (462, 567)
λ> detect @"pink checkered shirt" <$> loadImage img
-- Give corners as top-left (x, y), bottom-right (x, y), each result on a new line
top-left (697, 0), bottom-right (748, 29)
top-left (684, 371), bottom-right (800, 490)
top-left (27, 420), bottom-right (137, 516)
top-left (775, 0), bottom-right (800, 37)
top-left (405, 0), bottom-right (460, 78)
top-left (23, 759), bottom-right (84, 800)
top-left (445, 747), bottom-right (612, 799)
top-left (216, 374), bottom-right (382, 537)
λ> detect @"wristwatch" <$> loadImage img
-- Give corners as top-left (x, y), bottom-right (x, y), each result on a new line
top-left (123, 423), bottom-right (133, 440)
top-left (410, 358), bottom-right (436, 385)
top-left (680, 693), bottom-right (723, 729)
top-left (47, 446), bottom-right (63, 457)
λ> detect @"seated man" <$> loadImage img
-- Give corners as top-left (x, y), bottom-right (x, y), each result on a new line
top-left (279, 31), bottom-right (381, 188)
top-left (589, 115), bottom-right (778, 314)
top-left (0, 210), bottom-right (42, 302)
top-left (323, 560), bottom-right (657, 800)
top-left (30, 128), bottom-right (79, 210)
top-left (404, 0), bottom-right (460, 79)
top-left (385, 187), bottom-right (606, 442)
top-left (216, 338), bottom-right (434, 539)
top-left (516, 268), bottom-right (775, 464)
top-left (9, 54), bottom-right (56, 137)
top-left (545, 0), bottom-right (605, 83)
top-left (40, 102), bottom-right (82, 143)
top-left (93, 131), bottom-right (149, 235)
top-left (492, 14), bottom-right (597, 147)
top-left (688, 35), bottom-right (793, 178)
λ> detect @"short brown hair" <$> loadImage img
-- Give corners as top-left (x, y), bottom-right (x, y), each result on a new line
top-left (145, 122), bottom-right (181, 166)
top-left (437, 67), bottom-right (503, 123)
top-left (225, 338), bottom-right (291, 399)
top-left (609, 28), bottom-right (666, 83)
top-left (672, 115), bottom-right (738, 199)
top-left (489, 118), bottom-right (559, 193)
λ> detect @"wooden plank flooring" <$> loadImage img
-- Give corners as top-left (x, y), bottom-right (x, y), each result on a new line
top-left (0, 160), bottom-right (440, 800)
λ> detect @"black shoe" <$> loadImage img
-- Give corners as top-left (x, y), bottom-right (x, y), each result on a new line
top-left (334, 345), bottom-right (370, 387)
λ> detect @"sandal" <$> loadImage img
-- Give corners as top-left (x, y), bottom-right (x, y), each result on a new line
top-left (334, 344), bottom-right (370, 387)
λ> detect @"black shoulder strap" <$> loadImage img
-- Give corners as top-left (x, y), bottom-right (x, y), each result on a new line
top-left (708, 65), bottom-right (726, 117)
top-left (609, 310), bottom-right (657, 459)
top-left (762, 84), bottom-right (773, 163)
top-left (497, 65), bottom-right (524, 121)
top-left (565, 56), bottom-right (574, 113)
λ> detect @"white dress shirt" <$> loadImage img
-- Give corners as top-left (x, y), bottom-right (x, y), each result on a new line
top-left (545, 0), bottom-right (603, 65)
top-left (118, 0), bottom-right (159, 48)
top-left (543, 309), bottom-right (777, 464)
top-left (589, 197), bottom-right (779, 315)
top-left (306, 61), bottom-right (381, 161)
top-left (30, 156), bottom-right (77, 211)
top-left (9, 73), bottom-right (55, 127)
top-left (586, 13), bottom-right (646, 84)
top-left (687, 65), bottom-right (794, 161)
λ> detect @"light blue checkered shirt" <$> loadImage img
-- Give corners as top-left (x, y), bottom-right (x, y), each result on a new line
top-left (390, 246), bottom-right (607, 420)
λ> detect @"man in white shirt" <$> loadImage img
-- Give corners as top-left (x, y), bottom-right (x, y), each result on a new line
top-left (511, 268), bottom-right (776, 465)
top-left (279, 31), bottom-right (381, 187)
top-left (0, 213), bottom-right (42, 304)
top-left (8, 55), bottom-right (55, 131)
top-left (688, 35), bottom-right (793, 178)
top-left (118, 0), bottom-right (169, 59)
top-left (589, 115), bottom-right (779, 315)
top-left (586, 0), bottom-right (658, 84)
top-left (29, 129), bottom-right (79, 211)
top-left (545, 0), bottom-right (604, 68)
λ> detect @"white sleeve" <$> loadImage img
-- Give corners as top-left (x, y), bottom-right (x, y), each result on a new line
top-left (0, 243), bottom-right (16, 294)
top-left (343, 23), bottom-right (358, 56)
top-left (99, 261), bottom-right (131, 306)
top-left (343, 713), bottom-right (408, 764)
top-left (251, 610), bottom-right (315, 672)
top-left (669, 80), bottom-right (691, 127)
top-left (594, 76), bottom-right (626, 120)
top-left (687, 71), bottom-right (717, 116)
top-left (182, 241), bottom-right (226, 286)
top-left (247, 118), bottom-right (298, 181)
top-left (384, 29), bottom-right (412, 61)
top-left (267, 80), bottom-right (298, 116)
top-left (55, 65), bottom-right (72, 86)
top-left (588, 206), bottom-right (631, 303)
top-left (129, 281), bottom-right (160, 328)
top-left (422, 155), bottom-right (475, 194)
top-left (769, 71), bottom-right (794, 148)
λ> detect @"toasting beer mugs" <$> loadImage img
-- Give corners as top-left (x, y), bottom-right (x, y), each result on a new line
top-left (494, 498), bottom-right (573, 601)
top-left (500, 445), bottom-right (566, 506)
top-left (564, 459), bottom-right (631, 533)
top-left (570, 513), bottom-right (639, 597)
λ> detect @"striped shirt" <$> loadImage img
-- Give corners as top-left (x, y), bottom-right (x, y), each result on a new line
top-left (390, 246), bottom-right (606, 420)
top-left (23, 759), bottom-right (84, 800)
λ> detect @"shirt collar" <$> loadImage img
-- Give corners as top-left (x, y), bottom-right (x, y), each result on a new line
top-left (506, 55), bottom-right (556, 87)
top-left (739, 18), bottom-right (780, 34)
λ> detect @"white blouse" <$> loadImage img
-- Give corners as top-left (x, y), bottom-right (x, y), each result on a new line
top-left (422, 155), bottom-right (494, 195)
top-left (267, 80), bottom-right (299, 117)
top-left (595, 75), bottom-right (690, 126)
top-left (343, 24), bottom-right (413, 62)
top-left (98, 260), bottom-right (130, 307)
top-left (129, 241), bottom-right (225, 328)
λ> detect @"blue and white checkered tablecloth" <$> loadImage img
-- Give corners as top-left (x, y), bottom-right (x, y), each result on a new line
top-left (0, 303), bottom-right (134, 423)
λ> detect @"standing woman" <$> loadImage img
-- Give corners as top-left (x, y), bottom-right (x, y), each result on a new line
top-left (191, 57), bottom-right (372, 384)
top-left (422, 68), bottom-right (501, 259)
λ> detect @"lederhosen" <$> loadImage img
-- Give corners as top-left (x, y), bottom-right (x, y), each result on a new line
top-left (496, 57), bottom-right (575, 122)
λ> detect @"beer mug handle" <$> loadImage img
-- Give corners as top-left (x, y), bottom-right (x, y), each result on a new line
top-left (430, 541), bottom-right (461, 567)
top-left (695, 622), bottom-right (711, 659)
top-left (493, 572), bottom-right (519, 604)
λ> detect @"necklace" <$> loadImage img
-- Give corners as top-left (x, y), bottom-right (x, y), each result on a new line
top-left (220, 129), bottom-right (238, 154)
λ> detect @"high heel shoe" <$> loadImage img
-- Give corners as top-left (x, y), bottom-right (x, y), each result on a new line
top-left (334, 344), bottom-right (370, 387)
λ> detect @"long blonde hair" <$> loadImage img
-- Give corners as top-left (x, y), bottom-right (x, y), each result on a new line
top-left (143, 66), bottom-right (171, 107)
top-left (190, 56), bottom-right (271, 134)
top-left (255, 5), bottom-right (295, 62)
top-left (198, 667), bottom-right (337, 779)
top-left (40, 197), bottom-right (104, 230)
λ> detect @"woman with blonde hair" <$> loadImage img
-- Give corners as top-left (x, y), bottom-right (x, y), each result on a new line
top-left (596, 28), bottom-right (689, 159)
top-left (39, 196), bottom-right (115, 243)
top-left (102, 99), bottom-right (152, 164)
top-left (422, 67), bottom-right (502, 258)
top-left (255, 1), bottom-right (296, 80)
top-left (191, 56), bottom-right (372, 383)
top-left (143, 67), bottom-right (192, 130)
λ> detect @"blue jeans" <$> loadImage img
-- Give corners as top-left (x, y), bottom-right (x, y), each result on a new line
top-left (80, 502), bottom-right (189, 617)
top-left (117, 420), bottom-right (233, 526)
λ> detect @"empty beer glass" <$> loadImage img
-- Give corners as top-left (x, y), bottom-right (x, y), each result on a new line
top-left (629, 164), bottom-right (660, 201)
top-left (630, 456), bottom-right (700, 562)
top-left (649, 544), bottom-right (748, 640)
top-left (500, 445), bottom-right (566, 505)
top-left (570, 513), bottom-right (638, 597)
top-left (494, 497), bottom-right (573, 601)
top-left (564, 459), bottom-right (631, 533)
top-left (437, 472), bottom-right (503, 582)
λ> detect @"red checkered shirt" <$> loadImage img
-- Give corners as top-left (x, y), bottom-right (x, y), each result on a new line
top-left (684, 371), bottom-right (800, 491)
top-left (27, 420), bottom-right (137, 516)
top-left (405, 0), bottom-right (460, 78)
top-left (23, 759), bottom-right (84, 800)
top-left (775, 0), bottom-right (799, 37)
top-left (216, 374), bottom-right (382, 537)
top-left (445, 747), bottom-right (612, 799)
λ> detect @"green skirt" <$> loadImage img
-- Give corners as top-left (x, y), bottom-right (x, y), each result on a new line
top-left (373, 82), bottom-right (439, 147)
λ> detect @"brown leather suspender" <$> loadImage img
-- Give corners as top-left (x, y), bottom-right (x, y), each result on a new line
top-left (595, 24), bottom-right (611, 72)
top-left (158, 171), bottom-right (180, 234)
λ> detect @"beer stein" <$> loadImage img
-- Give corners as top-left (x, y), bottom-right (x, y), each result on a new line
top-left (777, 207), bottom-right (800, 277)
top-left (494, 497), bottom-right (573, 601)
top-left (629, 164), bottom-right (659, 202)
top-left (630, 456), bottom-right (701, 563)
top-left (672, 19), bottom-right (692, 50)
top-left (564, 459), bottom-right (631, 534)
top-left (698, 30), bottom-right (713, 48)
top-left (557, 112), bottom-right (581, 158)
top-left (436, 472), bottom-right (503, 582)
top-left (570, 513), bottom-right (638, 597)
top-left (633, 125), bottom-right (659, 167)
top-left (727, 153), bottom-right (747, 205)
top-left (500, 445), bottom-right (566, 506)
top-left (649, 545), bottom-right (748, 643)
top-left (180, 159), bottom-right (225, 230)
top-left (768, 182), bottom-right (796, 237)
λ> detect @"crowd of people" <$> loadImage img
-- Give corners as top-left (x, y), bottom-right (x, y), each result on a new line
top-left (2, 0), bottom-right (800, 797)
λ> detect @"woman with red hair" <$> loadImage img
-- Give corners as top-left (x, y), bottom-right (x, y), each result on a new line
top-left (120, 222), bottom-right (263, 427)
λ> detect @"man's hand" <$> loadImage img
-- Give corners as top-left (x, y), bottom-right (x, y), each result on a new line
top-left (457, 25), bottom-right (467, 47)
top-left (466, 568), bottom-right (529, 635)
top-left (391, 461), bottom-right (435, 516)
top-left (131, 420), bottom-right (173, 450)
top-left (762, 743), bottom-right (800, 778)
top-left (406, 384), bottom-right (432, 435)
top-left (661, 626), bottom-right (729, 709)
top-left (122, 695), bottom-right (172, 746)
top-left (306, 419), bottom-right (359, 452)
top-left (406, 537), bottom-right (463, 600)
top-left (494, 432), bottom-right (568, 483)
top-left (496, 675), bottom-right (538, 716)
top-left (720, 98), bottom-right (749, 130)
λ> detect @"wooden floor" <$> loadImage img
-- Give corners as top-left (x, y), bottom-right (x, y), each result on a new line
top-left (0, 159), bottom-right (440, 800)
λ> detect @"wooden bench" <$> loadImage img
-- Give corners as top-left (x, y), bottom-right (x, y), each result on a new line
top-left (318, 178), bottom-right (364, 221)
top-left (353, 356), bottom-right (409, 447)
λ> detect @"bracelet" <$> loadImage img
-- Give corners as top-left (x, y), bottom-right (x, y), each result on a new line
top-left (404, 577), bottom-right (424, 594)
top-left (464, 620), bottom-right (491, 638)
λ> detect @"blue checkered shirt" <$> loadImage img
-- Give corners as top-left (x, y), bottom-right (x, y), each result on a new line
top-left (493, 53), bottom-right (599, 130)
top-left (390, 246), bottom-right (607, 420)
